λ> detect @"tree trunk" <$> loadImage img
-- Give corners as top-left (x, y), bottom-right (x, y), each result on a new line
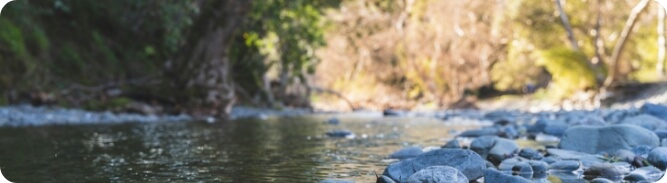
top-left (168, 0), bottom-right (251, 118)
top-left (554, 0), bottom-right (580, 51)
top-left (604, 0), bottom-right (651, 87)
top-left (658, 5), bottom-right (666, 78)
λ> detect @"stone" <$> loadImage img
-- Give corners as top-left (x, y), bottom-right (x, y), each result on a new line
top-left (470, 136), bottom-right (497, 159)
top-left (382, 149), bottom-right (486, 182)
top-left (583, 163), bottom-right (624, 181)
top-left (406, 166), bottom-right (468, 183)
top-left (326, 129), bottom-right (355, 138)
top-left (546, 148), bottom-right (604, 166)
top-left (376, 175), bottom-right (396, 183)
top-left (528, 160), bottom-right (548, 173)
top-left (518, 148), bottom-right (543, 160)
top-left (625, 166), bottom-right (663, 182)
top-left (620, 114), bottom-right (667, 130)
top-left (590, 178), bottom-right (614, 183)
top-left (648, 147), bottom-right (667, 170)
top-left (388, 146), bottom-right (423, 160)
top-left (483, 169), bottom-right (532, 183)
top-left (549, 160), bottom-right (581, 172)
top-left (488, 138), bottom-right (519, 163)
top-left (655, 129), bottom-right (667, 140)
top-left (572, 116), bottom-right (607, 126)
top-left (511, 162), bottom-right (533, 179)
top-left (543, 122), bottom-right (569, 137)
top-left (442, 139), bottom-right (460, 149)
top-left (613, 149), bottom-right (636, 163)
top-left (326, 117), bottom-right (340, 125)
top-left (458, 127), bottom-right (499, 138)
top-left (640, 103), bottom-right (667, 121)
top-left (498, 157), bottom-right (522, 171)
top-left (500, 126), bottom-right (519, 139)
top-left (632, 145), bottom-right (653, 157)
top-left (558, 124), bottom-right (659, 154)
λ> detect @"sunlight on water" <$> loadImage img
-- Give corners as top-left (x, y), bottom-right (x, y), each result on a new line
top-left (0, 115), bottom-right (481, 182)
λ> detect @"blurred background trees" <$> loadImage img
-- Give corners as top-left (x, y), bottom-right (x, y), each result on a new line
top-left (2, 0), bottom-right (667, 114)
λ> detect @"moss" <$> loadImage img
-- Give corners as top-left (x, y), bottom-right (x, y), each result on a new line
top-left (538, 48), bottom-right (596, 99)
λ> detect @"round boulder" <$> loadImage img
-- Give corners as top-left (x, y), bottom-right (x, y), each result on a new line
top-left (559, 124), bottom-right (659, 154)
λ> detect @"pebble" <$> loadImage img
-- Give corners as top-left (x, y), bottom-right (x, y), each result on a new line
top-left (518, 148), bottom-right (543, 160)
top-left (382, 149), bottom-right (486, 182)
top-left (583, 163), bottom-right (624, 181)
top-left (406, 166), bottom-right (468, 183)
top-left (483, 169), bottom-right (531, 183)
top-left (648, 147), bottom-right (667, 170)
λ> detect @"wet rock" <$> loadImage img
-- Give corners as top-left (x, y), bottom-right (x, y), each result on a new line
top-left (663, 139), bottom-right (667, 147)
top-left (528, 160), bottom-right (548, 173)
top-left (483, 169), bottom-right (531, 183)
top-left (382, 149), bottom-right (486, 182)
top-left (572, 116), bottom-right (607, 126)
top-left (648, 147), bottom-right (667, 170)
top-left (632, 145), bottom-right (653, 157)
top-left (326, 117), bottom-right (340, 125)
top-left (458, 127), bottom-right (499, 138)
top-left (559, 124), bottom-right (659, 154)
top-left (383, 109), bottom-right (409, 117)
top-left (613, 149), bottom-right (635, 160)
top-left (543, 121), bottom-right (569, 137)
top-left (511, 162), bottom-right (533, 179)
top-left (655, 129), bottom-right (667, 140)
top-left (376, 175), bottom-right (396, 183)
top-left (441, 139), bottom-right (460, 149)
top-left (590, 178), bottom-right (614, 183)
top-left (470, 136), bottom-right (497, 159)
top-left (498, 157), bottom-right (522, 171)
top-left (625, 166), bottom-right (663, 182)
top-left (549, 160), bottom-right (581, 172)
top-left (488, 138), bottom-right (519, 163)
top-left (388, 146), bottom-right (423, 160)
top-left (541, 157), bottom-right (558, 164)
top-left (326, 129), bottom-right (355, 138)
top-left (518, 148), bottom-right (543, 160)
top-left (406, 166), bottom-right (468, 183)
top-left (640, 103), bottom-right (667, 121)
top-left (620, 114), bottom-right (667, 130)
top-left (319, 179), bottom-right (355, 183)
top-left (583, 163), bottom-right (624, 181)
top-left (529, 119), bottom-right (568, 137)
top-left (500, 126), bottom-right (519, 139)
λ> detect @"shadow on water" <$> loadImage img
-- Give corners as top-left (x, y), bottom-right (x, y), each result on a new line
top-left (0, 115), bottom-right (477, 182)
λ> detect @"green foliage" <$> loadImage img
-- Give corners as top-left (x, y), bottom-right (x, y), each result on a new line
top-left (232, 0), bottom-right (340, 103)
top-left (538, 48), bottom-right (597, 99)
top-left (491, 40), bottom-right (543, 91)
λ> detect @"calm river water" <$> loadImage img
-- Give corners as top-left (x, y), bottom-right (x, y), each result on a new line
top-left (0, 113), bottom-right (480, 182)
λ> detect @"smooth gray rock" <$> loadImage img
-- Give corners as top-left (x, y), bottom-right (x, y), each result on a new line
top-left (511, 162), bottom-right (533, 179)
top-left (483, 169), bottom-right (531, 183)
top-left (590, 178), bottom-right (614, 183)
top-left (583, 163), bottom-right (624, 181)
top-left (648, 147), bottom-right (667, 170)
top-left (531, 119), bottom-right (569, 137)
top-left (655, 129), bottom-right (667, 140)
top-left (326, 129), bottom-right (355, 138)
top-left (518, 148), bottom-right (543, 160)
top-left (442, 139), bottom-right (460, 149)
top-left (546, 148), bottom-right (605, 166)
top-left (382, 149), bottom-right (486, 182)
top-left (613, 149), bottom-right (636, 162)
top-left (620, 114), bottom-right (667, 130)
top-left (388, 146), bottom-right (423, 160)
top-left (470, 136), bottom-right (497, 159)
top-left (528, 160), bottom-right (548, 173)
top-left (641, 103), bottom-right (667, 121)
top-left (549, 160), bottom-right (581, 172)
top-left (406, 166), bottom-right (468, 183)
top-left (377, 175), bottom-right (396, 183)
top-left (625, 166), bottom-right (663, 182)
top-left (458, 128), bottom-right (499, 138)
top-left (498, 157), bottom-right (523, 171)
top-left (500, 126), bottom-right (519, 139)
top-left (488, 138), bottom-right (519, 163)
top-left (558, 124), bottom-right (659, 154)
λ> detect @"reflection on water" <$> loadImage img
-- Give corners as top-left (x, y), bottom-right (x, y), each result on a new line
top-left (0, 114), bottom-right (479, 182)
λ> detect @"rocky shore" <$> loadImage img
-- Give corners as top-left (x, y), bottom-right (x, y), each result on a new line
top-left (365, 103), bottom-right (667, 183)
